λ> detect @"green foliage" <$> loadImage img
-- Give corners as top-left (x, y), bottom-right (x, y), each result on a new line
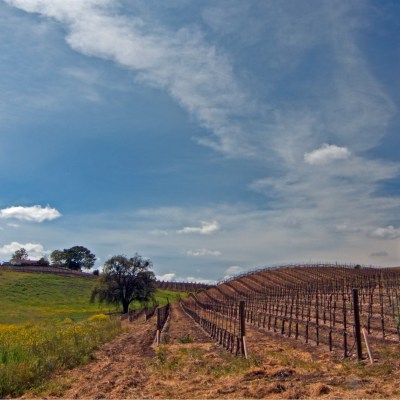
top-left (0, 271), bottom-right (111, 324)
top-left (91, 254), bottom-right (156, 313)
top-left (0, 316), bottom-right (121, 397)
top-left (37, 256), bottom-right (50, 266)
top-left (0, 271), bottom-right (187, 324)
top-left (153, 289), bottom-right (187, 306)
top-left (177, 334), bottom-right (194, 343)
top-left (10, 248), bottom-right (28, 263)
top-left (152, 345), bottom-right (260, 377)
top-left (49, 249), bottom-right (64, 265)
top-left (50, 246), bottom-right (96, 270)
top-left (0, 271), bottom-right (188, 396)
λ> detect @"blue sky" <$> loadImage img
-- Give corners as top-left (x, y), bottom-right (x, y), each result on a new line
top-left (0, 0), bottom-right (399, 282)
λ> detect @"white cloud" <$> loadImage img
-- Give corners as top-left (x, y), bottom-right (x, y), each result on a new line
top-left (4, 0), bottom-right (395, 163)
top-left (0, 205), bottom-right (61, 222)
top-left (3, 1), bottom-right (399, 273)
top-left (6, 223), bottom-right (20, 228)
top-left (0, 241), bottom-right (46, 259)
top-left (367, 226), bottom-right (400, 240)
top-left (178, 220), bottom-right (220, 235)
top-left (186, 249), bottom-right (222, 257)
top-left (224, 265), bottom-right (243, 279)
top-left (183, 276), bottom-right (216, 284)
top-left (156, 273), bottom-right (176, 281)
top-left (304, 144), bottom-right (351, 165)
top-left (333, 224), bottom-right (361, 233)
top-left (5, 0), bottom-right (256, 157)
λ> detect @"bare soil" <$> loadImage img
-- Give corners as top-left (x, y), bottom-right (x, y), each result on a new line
top-left (22, 302), bottom-right (400, 399)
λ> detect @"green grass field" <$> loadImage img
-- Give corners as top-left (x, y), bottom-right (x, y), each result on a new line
top-left (0, 270), bottom-right (186, 324)
top-left (0, 270), bottom-right (187, 397)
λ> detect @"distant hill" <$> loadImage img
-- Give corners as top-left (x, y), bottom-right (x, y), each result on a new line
top-left (0, 264), bottom-right (93, 277)
top-left (0, 270), bottom-right (186, 324)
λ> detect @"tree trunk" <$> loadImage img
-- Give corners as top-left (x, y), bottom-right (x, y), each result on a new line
top-left (122, 300), bottom-right (129, 314)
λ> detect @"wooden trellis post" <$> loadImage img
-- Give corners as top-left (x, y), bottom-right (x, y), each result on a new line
top-left (353, 288), bottom-right (363, 360)
top-left (239, 301), bottom-right (248, 359)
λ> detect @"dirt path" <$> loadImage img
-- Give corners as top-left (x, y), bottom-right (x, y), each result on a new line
top-left (33, 304), bottom-right (214, 399)
top-left (162, 302), bottom-right (211, 344)
top-left (23, 303), bottom-right (400, 399)
top-left (53, 316), bottom-right (157, 399)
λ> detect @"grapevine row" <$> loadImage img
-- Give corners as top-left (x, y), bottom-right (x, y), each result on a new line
top-left (182, 264), bottom-right (400, 359)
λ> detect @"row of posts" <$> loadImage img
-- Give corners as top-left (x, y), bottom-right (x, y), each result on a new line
top-left (239, 289), bottom-right (369, 361)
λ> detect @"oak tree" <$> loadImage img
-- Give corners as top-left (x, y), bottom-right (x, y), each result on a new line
top-left (50, 246), bottom-right (96, 270)
top-left (10, 248), bottom-right (29, 263)
top-left (91, 254), bottom-right (156, 314)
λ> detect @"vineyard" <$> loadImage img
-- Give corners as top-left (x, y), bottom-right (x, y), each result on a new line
top-left (181, 263), bottom-right (400, 360)
top-left (156, 281), bottom-right (212, 292)
top-left (8, 263), bottom-right (400, 398)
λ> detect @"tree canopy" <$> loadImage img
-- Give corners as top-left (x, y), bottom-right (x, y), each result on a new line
top-left (50, 246), bottom-right (96, 270)
top-left (91, 254), bottom-right (156, 313)
top-left (10, 248), bottom-right (29, 263)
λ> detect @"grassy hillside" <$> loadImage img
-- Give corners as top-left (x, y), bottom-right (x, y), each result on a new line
top-left (0, 270), bottom-right (186, 324)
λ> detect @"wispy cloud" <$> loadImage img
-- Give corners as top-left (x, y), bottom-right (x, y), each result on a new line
top-left (6, 1), bottom-right (397, 169)
top-left (5, 0), bottom-right (257, 157)
top-left (332, 224), bottom-right (361, 234)
top-left (304, 144), bottom-right (351, 165)
top-left (0, 205), bottom-right (61, 222)
top-left (367, 226), bottom-right (400, 240)
top-left (178, 220), bottom-right (220, 235)
top-left (186, 248), bottom-right (222, 257)
top-left (3, 1), bottom-right (399, 275)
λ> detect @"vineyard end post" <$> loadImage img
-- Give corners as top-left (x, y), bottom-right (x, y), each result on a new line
top-left (353, 288), bottom-right (363, 361)
top-left (239, 300), bottom-right (248, 358)
top-left (156, 308), bottom-right (162, 346)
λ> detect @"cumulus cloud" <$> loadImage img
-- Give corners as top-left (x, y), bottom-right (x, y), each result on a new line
top-left (186, 249), bottom-right (222, 257)
top-left (178, 220), bottom-right (220, 235)
top-left (304, 144), bottom-right (351, 165)
top-left (367, 226), bottom-right (400, 240)
top-left (0, 241), bottom-right (46, 259)
top-left (0, 205), bottom-right (61, 222)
